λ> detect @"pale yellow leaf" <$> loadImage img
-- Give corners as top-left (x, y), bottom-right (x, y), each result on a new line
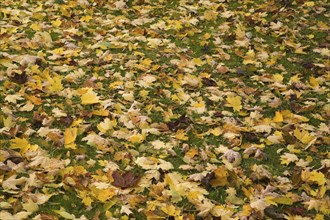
top-left (52, 19), bottom-right (62, 27)
top-left (273, 111), bottom-right (283, 122)
top-left (309, 171), bottom-right (326, 185)
top-left (174, 129), bottom-right (189, 141)
top-left (280, 153), bottom-right (298, 165)
top-left (226, 96), bottom-right (242, 112)
top-left (30, 23), bottom-right (41, 31)
top-left (204, 10), bottom-right (218, 21)
top-left (53, 208), bottom-right (76, 219)
top-left (64, 127), bottom-right (77, 149)
top-left (129, 133), bottom-right (146, 144)
top-left (48, 74), bottom-right (63, 93)
top-left (10, 137), bottom-right (38, 154)
top-left (97, 118), bottom-right (116, 133)
top-left (136, 157), bottom-right (173, 170)
top-left (90, 187), bottom-right (115, 203)
top-left (211, 166), bottom-right (229, 187)
top-left (309, 76), bottom-right (319, 87)
top-left (294, 128), bottom-right (315, 144)
top-left (22, 199), bottom-right (38, 213)
top-left (82, 196), bottom-right (93, 207)
top-left (209, 127), bottom-right (222, 136)
top-left (81, 88), bottom-right (101, 105)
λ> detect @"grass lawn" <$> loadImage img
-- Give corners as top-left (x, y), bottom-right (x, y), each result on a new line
top-left (0, 0), bottom-right (329, 219)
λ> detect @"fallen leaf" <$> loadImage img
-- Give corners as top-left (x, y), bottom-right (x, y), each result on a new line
top-left (81, 88), bottom-right (101, 105)
top-left (273, 111), bottom-right (283, 122)
top-left (294, 128), bottom-right (315, 144)
top-left (111, 170), bottom-right (141, 189)
top-left (53, 208), bottom-right (76, 219)
top-left (166, 114), bottom-right (192, 132)
top-left (12, 72), bottom-right (28, 84)
top-left (64, 127), bottom-right (77, 149)
top-left (280, 153), bottom-right (299, 165)
top-left (226, 96), bottom-right (242, 112)
top-left (211, 166), bottom-right (229, 187)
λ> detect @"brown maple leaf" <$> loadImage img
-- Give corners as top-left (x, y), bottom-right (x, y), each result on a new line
top-left (201, 172), bottom-right (215, 190)
top-left (166, 114), bottom-right (192, 132)
top-left (59, 115), bottom-right (74, 127)
top-left (12, 72), bottom-right (28, 84)
top-left (111, 170), bottom-right (140, 189)
top-left (4, 156), bottom-right (24, 164)
top-left (202, 77), bottom-right (217, 86)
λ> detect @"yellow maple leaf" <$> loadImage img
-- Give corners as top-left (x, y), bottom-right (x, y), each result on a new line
top-left (211, 166), bottom-right (229, 187)
top-left (202, 33), bottom-right (211, 40)
top-left (22, 199), bottom-right (39, 212)
top-left (129, 133), bottom-right (146, 144)
top-left (174, 129), bottom-right (189, 141)
top-left (318, 185), bottom-right (327, 197)
top-left (0, 58), bottom-right (16, 68)
top-left (53, 207), bottom-right (75, 219)
top-left (309, 76), bottom-right (319, 87)
top-left (273, 74), bottom-right (284, 82)
top-left (208, 127), bottom-right (222, 136)
top-left (192, 58), bottom-right (204, 66)
top-left (301, 170), bottom-right (326, 186)
top-left (235, 24), bottom-right (246, 40)
top-left (315, 214), bottom-right (324, 220)
top-left (52, 19), bottom-right (62, 27)
top-left (140, 58), bottom-right (152, 67)
top-left (91, 187), bottom-right (115, 203)
top-left (97, 118), bottom-right (116, 133)
top-left (64, 127), bottom-right (77, 149)
top-left (190, 98), bottom-right (206, 114)
top-left (81, 88), bottom-right (101, 105)
top-left (42, 69), bottom-right (63, 93)
top-left (35, 32), bottom-right (53, 47)
top-left (211, 205), bottom-right (234, 218)
top-left (226, 187), bottom-right (244, 205)
top-left (161, 204), bottom-right (180, 216)
top-left (48, 74), bottom-right (63, 93)
top-left (280, 153), bottom-right (298, 165)
top-left (309, 171), bottom-right (326, 185)
top-left (226, 96), bottom-right (242, 112)
top-left (3, 116), bottom-right (15, 128)
top-left (294, 128), bottom-right (315, 144)
top-left (204, 10), bottom-right (218, 21)
top-left (51, 48), bottom-right (64, 55)
top-left (304, 1), bottom-right (315, 6)
top-left (273, 111), bottom-right (283, 122)
top-left (173, 20), bottom-right (183, 30)
top-left (82, 196), bottom-right (93, 207)
top-left (92, 109), bottom-right (109, 116)
top-left (185, 148), bottom-right (198, 158)
top-left (80, 15), bottom-right (92, 22)
top-left (30, 23), bottom-right (41, 31)
top-left (240, 205), bottom-right (252, 217)
top-left (70, 119), bottom-right (83, 127)
top-left (109, 81), bottom-right (123, 89)
top-left (243, 49), bottom-right (256, 65)
top-left (26, 95), bottom-right (42, 105)
top-left (10, 137), bottom-right (38, 154)
top-left (271, 196), bottom-right (293, 205)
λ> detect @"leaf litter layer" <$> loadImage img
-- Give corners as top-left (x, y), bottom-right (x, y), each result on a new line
top-left (0, 0), bottom-right (329, 219)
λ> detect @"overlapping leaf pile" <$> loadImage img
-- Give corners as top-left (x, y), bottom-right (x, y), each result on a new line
top-left (0, 0), bottom-right (329, 219)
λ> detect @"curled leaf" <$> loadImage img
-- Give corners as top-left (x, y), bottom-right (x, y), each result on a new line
top-left (166, 114), bottom-right (192, 132)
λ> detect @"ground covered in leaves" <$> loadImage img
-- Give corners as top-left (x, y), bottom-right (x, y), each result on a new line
top-left (0, 0), bottom-right (329, 219)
